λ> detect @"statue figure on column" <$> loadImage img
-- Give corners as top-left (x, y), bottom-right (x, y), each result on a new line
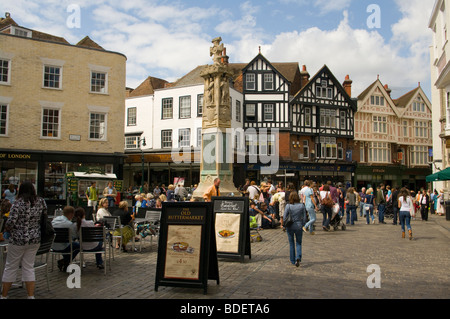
top-left (210, 37), bottom-right (224, 65)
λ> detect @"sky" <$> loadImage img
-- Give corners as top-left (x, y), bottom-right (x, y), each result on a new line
top-left (0, 0), bottom-right (436, 98)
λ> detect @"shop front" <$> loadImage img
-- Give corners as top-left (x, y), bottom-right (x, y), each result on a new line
top-left (0, 150), bottom-right (124, 205)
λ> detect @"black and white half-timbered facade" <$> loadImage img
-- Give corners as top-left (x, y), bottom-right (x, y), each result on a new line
top-left (288, 65), bottom-right (358, 184)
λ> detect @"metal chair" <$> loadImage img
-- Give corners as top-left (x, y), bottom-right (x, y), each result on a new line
top-left (141, 210), bottom-right (161, 250)
top-left (32, 234), bottom-right (55, 291)
top-left (79, 227), bottom-right (110, 275)
top-left (50, 228), bottom-right (75, 271)
top-left (102, 216), bottom-right (119, 260)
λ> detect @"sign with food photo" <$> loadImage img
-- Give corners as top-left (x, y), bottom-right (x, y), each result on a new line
top-left (215, 213), bottom-right (240, 254)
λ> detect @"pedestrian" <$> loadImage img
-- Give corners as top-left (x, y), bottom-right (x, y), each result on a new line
top-left (319, 184), bottom-right (333, 231)
top-left (2, 184), bottom-right (16, 204)
top-left (359, 187), bottom-right (366, 218)
top-left (391, 187), bottom-right (399, 225)
top-left (419, 190), bottom-right (429, 221)
top-left (1, 181), bottom-right (46, 299)
top-left (301, 180), bottom-right (318, 235)
top-left (102, 181), bottom-right (117, 207)
top-left (345, 187), bottom-right (357, 225)
top-left (202, 178), bottom-right (220, 202)
top-left (398, 188), bottom-right (414, 240)
top-left (283, 192), bottom-right (307, 267)
top-left (364, 188), bottom-right (376, 224)
top-left (376, 184), bottom-right (386, 224)
top-left (431, 189), bottom-right (438, 215)
top-left (86, 181), bottom-right (99, 211)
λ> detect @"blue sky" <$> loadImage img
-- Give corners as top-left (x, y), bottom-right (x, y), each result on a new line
top-left (0, 0), bottom-right (435, 98)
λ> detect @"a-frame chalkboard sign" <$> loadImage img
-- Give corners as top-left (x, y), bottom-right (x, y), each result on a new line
top-left (154, 201), bottom-right (219, 294)
top-left (212, 197), bottom-right (251, 263)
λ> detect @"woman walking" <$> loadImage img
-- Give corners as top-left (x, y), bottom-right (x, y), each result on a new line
top-left (1, 181), bottom-right (46, 299)
top-left (398, 188), bottom-right (414, 240)
top-left (283, 192), bottom-right (307, 267)
top-left (319, 184), bottom-right (333, 231)
top-left (364, 188), bottom-right (376, 224)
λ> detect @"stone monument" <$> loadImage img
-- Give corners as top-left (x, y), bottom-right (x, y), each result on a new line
top-left (192, 37), bottom-right (241, 200)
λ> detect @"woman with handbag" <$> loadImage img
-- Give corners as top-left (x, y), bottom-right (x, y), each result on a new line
top-left (398, 188), bottom-right (414, 240)
top-left (1, 181), bottom-right (46, 299)
top-left (283, 192), bottom-right (307, 267)
top-left (364, 188), bottom-right (376, 224)
top-left (319, 184), bottom-right (333, 231)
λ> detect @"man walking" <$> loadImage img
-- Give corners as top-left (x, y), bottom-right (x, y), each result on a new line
top-left (376, 184), bottom-right (386, 224)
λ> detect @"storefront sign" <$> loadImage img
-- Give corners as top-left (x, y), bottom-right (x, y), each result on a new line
top-left (0, 153), bottom-right (33, 160)
top-left (155, 202), bottom-right (219, 294)
top-left (245, 163), bottom-right (355, 172)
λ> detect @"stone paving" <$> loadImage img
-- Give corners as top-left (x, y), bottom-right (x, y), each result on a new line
top-left (4, 211), bottom-right (450, 300)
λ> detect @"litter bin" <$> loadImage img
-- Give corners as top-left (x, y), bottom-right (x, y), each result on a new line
top-left (446, 201), bottom-right (450, 221)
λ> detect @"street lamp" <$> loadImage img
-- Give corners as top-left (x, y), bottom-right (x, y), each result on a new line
top-left (136, 137), bottom-right (146, 189)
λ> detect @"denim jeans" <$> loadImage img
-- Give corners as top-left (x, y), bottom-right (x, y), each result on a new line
top-left (346, 205), bottom-right (356, 225)
top-left (393, 206), bottom-right (399, 225)
top-left (54, 242), bottom-right (80, 264)
top-left (378, 204), bottom-right (385, 222)
top-left (83, 241), bottom-right (104, 265)
top-left (364, 204), bottom-right (374, 224)
top-left (304, 207), bottom-right (316, 233)
top-left (399, 210), bottom-right (412, 232)
top-left (286, 221), bottom-right (303, 265)
top-left (359, 202), bottom-right (365, 217)
top-left (321, 205), bottom-right (332, 228)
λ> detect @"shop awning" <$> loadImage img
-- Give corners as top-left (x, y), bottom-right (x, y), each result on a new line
top-left (426, 167), bottom-right (450, 182)
top-left (72, 172), bottom-right (117, 180)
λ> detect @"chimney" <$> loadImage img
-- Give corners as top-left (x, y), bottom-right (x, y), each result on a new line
top-left (343, 74), bottom-right (352, 97)
top-left (221, 47), bottom-right (229, 65)
top-left (384, 84), bottom-right (392, 97)
top-left (300, 65), bottom-right (310, 89)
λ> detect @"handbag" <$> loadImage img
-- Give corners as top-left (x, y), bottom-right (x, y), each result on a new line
top-left (283, 205), bottom-right (294, 228)
top-left (40, 209), bottom-right (55, 242)
top-left (322, 191), bottom-right (334, 208)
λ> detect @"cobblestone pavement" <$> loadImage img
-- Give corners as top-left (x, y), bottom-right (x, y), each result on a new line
top-left (4, 212), bottom-right (450, 300)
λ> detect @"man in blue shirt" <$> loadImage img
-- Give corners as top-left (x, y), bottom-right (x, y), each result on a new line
top-left (300, 180), bottom-right (318, 235)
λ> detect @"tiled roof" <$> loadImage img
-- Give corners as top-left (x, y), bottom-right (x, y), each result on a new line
top-left (393, 87), bottom-right (420, 108)
top-left (76, 36), bottom-right (104, 50)
top-left (128, 76), bottom-right (169, 97)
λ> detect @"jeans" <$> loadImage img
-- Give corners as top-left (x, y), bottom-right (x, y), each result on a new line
top-left (304, 207), bottom-right (316, 233)
top-left (346, 205), bottom-right (356, 225)
top-left (420, 205), bottom-right (428, 221)
top-left (393, 206), bottom-right (399, 225)
top-left (378, 204), bottom-right (385, 222)
top-left (286, 221), bottom-right (303, 265)
top-left (107, 197), bottom-right (115, 207)
top-left (359, 202), bottom-right (365, 217)
top-left (53, 242), bottom-right (80, 265)
top-left (83, 241), bottom-right (104, 265)
top-left (365, 204), bottom-right (374, 224)
top-left (399, 210), bottom-right (412, 232)
top-left (339, 203), bottom-right (345, 217)
top-left (321, 205), bottom-right (332, 229)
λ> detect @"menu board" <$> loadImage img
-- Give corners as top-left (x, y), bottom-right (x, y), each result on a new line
top-left (212, 197), bottom-right (250, 262)
top-left (155, 202), bottom-right (219, 294)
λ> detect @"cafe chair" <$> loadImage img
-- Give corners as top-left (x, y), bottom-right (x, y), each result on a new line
top-left (50, 228), bottom-right (75, 271)
top-left (28, 234), bottom-right (55, 291)
top-left (79, 227), bottom-right (110, 275)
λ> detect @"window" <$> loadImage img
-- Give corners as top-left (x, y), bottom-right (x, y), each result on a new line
top-left (246, 73), bottom-right (255, 90)
top-left (368, 142), bottom-right (391, 163)
top-left (0, 104), bottom-right (8, 135)
top-left (263, 73), bottom-right (273, 90)
top-left (317, 137), bottom-right (337, 159)
top-left (340, 111), bottom-right (346, 129)
top-left (316, 82), bottom-right (333, 99)
top-left (302, 140), bottom-right (309, 159)
top-left (360, 144), bottom-right (365, 162)
top-left (320, 109), bottom-right (336, 128)
top-left (236, 100), bottom-right (241, 122)
top-left (89, 113), bottom-right (107, 140)
top-left (197, 127), bottom-right (202, 148)
top-left (370, 95), bottom-right (385, 106)
top-left (43, 65), bottom-right (61, 89)
top-left (264, 104), bottom-right (274, 121)
top-left (403, 120), bottom-right (408, 137)
top-left (373, 116), bottom-right (387, 133)
top-left (41, 108), bottom-right (60, 138)
top-left (411, 146), bottom-right (428, 166)
top-left (245, 133), bottom-right (258, 156)
top-left (12, 26), bottom-right (31, 38)
top-left (161, 130), bottom-right (172, 148)
top-left (179, 96), bottom-right (191, 119)
top-left (304, 108), bottom-right (311, 126)
top-left (338, 142), bottom-right (344, 160)
top-left (179, 129), bottom-right (191, 148)
top-left (0, 59), bottom-right (10, 84)
top-left (90, 71), bottom-right (107, 93)
top-left (125, 136), bottom-right (139, 149)
top-left (197, 94), bottom-right (203, 117)
top-left (246, 104), bottom-right (256, 121)
top-left (127, 107), bottom-right (137, 126)
top-left (162, 98), bottom-right (173, 119)
top-left (414, 121), bottom-right (427, 138)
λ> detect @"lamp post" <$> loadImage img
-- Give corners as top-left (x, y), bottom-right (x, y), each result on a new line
top-left (136, 137), bottom-right (146, 189)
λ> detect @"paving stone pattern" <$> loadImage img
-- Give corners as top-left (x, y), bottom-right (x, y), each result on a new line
top-left (5, 212), bottom-right (450, 299)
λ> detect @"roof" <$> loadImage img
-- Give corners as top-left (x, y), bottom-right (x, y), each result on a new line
top-left (128, 76), bottom-right (169, 97)
top-left (76, 36), bottom-right (104, 50)
top-left (357, 79), bottom-right (378, 101)
top-left (393, 87), bottom-right (420, 108)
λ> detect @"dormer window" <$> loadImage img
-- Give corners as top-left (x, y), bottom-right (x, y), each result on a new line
top-left (370, 95), bottom-right (385, 106)
top-left (3, 26), bottom-right (32, 38)
top-left (316, 80), bottom-right (332, 99)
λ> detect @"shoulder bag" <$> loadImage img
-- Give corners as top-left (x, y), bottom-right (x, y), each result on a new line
top-left (40, 208), bottom-right (55, 242)
top-left (322, 191), bottom-right (334, 208)
top-left (283, 204), bottom-right (294, 228)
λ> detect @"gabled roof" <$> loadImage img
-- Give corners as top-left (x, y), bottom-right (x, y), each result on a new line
top-left (357, 78), bottom-right (401, 117)
top-left (292, 64), bottom-right (357, 111)
top-left (128, 76), bottom-right (169, 97)
top-left (76, 36), bottom-right (104, 50)
top-left (393, 85), bottom-right (432, 117)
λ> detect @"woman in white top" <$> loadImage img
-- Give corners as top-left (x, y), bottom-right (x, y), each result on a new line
top-left (96, 198), bottom-right (111, 221)
top-left (398, 188), bottom-right (413, 240)
top-left (75, 207), bottom-right (104, 269)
